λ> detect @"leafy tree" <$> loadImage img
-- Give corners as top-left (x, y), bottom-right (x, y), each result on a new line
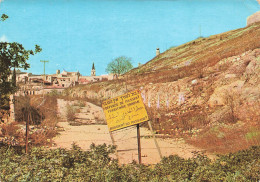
top-left (0, 14), bottom-right (42, 109)
top-left (11, 68), bottom-right (16, 87)
top-left (105, 56), bottom-right (133, 77)
top-left (1, 14), bottom-right (8, 21)
top-left (0, 42), bottom-right (41, 109)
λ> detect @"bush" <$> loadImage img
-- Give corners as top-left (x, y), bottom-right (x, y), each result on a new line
top-left (73, 101), bottom-right (85, 107)
top-left (15, 96), bottom-right (43, 125)
top-left (0, 122), bottom-right (21, 145)
top-left (0, 143), bottom-right (259, 181)
top-left (47, 90), bottom-right (60, 96)
top-left (66, 104), bottom-right (76, 121)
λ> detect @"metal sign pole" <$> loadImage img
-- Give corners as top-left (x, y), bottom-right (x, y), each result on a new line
top-left (109, 130), bottom-right (120, 164)
top-left (102, 90), bottom-right (149, 165)
top-left (147, 120), bottom-right (162, 159)
top-left (137, 124), bottom-right (142, 164)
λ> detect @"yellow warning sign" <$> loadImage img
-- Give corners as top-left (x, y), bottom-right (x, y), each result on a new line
top-left (102, 90), bottom-right (149, 131)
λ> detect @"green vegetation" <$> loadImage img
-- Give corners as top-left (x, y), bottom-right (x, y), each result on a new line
top-left (0, 42), bottom-right (41, 109)
top-left (11, 68), bottom-right (16, 88)
top-left (106, 56), bottom-right (133, 76)
top-left (0, 143), bottom-right (259, 181)
top-left (1, 14), bottom-right (8, 21)
top-left (47, 90), bottom-right (60, 97)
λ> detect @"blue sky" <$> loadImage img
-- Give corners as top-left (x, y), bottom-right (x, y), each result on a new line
top-left (0, 0), bottom-right (259, 76)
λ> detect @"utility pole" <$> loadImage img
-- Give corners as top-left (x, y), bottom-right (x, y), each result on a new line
top-left (40, 60), bottom-right (49, 80)
top-left (40, 60), bottom-right (49, 97)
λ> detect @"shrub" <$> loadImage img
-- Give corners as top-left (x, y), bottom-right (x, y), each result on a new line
top-left (15, 96), bottom-right (43, 125)
top-left (66, 104), bottom-right (76, 121)
top-left (0, 122), bottom-right (22, 145)
top-left (73, 100), bottom-right (85, 107)
top-left (47, 90), bottom-right (60, 96)
top-left (29, 127), bottom-right (56, 146)
top-left (0, 144), bottom-right (259, 181)
top-left (0, 122), bottom-right (20, 137)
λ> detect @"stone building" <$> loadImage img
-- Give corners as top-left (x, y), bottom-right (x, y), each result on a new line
top-left (11, 62), bottom-right (114, 95)
top-left (91, 62), bottom-right (96, 76)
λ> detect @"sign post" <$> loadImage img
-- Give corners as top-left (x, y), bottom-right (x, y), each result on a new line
top-left (102, 90), bottom-right (149, 132)
top-left (137, 124), bottom-right (141, 164)
top-left (148, 120), bottom-right (162, 159)
top-left (102, 90), bottom-right (149, 164)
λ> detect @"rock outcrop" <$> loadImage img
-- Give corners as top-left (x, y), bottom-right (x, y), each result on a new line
top-left (247, 11), bottom-right (260, 26)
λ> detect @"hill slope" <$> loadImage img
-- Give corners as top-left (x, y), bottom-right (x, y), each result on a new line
top-left (65, 22), bottom-right (260, 154)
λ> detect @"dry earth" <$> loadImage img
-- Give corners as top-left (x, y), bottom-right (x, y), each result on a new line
top-left (52, 101), bottom-right (214, 164)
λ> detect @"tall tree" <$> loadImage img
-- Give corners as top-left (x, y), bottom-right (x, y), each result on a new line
top-left (105, 56), bottom-right (133, 77)
top-left (12, 68), bottom-right (16, 88)
top-left (0, 42), bottom-right (41, 109)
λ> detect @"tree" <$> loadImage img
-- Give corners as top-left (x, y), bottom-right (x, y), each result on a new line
top-left (105, 56), bottom-right (133, 77)
top-left (12, 68), bottom-right (16, 88)
top-left (0, 14), bottom-right (42, 109)
top-left (0, 42), bottom-right (41, 109)
top-left (1, 14), bottom-right (8, 21)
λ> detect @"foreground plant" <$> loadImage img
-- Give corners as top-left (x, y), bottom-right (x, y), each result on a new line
top-left (0, 143), bottom-right (259, 181)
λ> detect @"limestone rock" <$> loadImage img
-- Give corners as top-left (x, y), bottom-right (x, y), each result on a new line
top-left (208, 80), bottom-right (245, 107)
top-left (246, 58), bottom-right (260, 75)
top-left (247, 11), bottom-right (260, 26)
top-left (225, 74), bottom-right (236, 79)
top-left (191, 79), bottom-right (198, 85)
top-left (209, 106), bottom-right (230, 123)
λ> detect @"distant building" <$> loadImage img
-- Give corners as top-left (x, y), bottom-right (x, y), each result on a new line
top-left (156, 48), bottom-right (160, 56)
top-left (8, 69), bottom-right (31, 84)
top-left (91, 62), bottom-right (96, 76)
top-left (11, 62), bottom-right (114, 96)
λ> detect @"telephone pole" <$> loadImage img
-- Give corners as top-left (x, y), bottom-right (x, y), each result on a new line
top-left (40, 60), bottom-right (49, 78)
top-left (40, 60), bottom-right (49, 97)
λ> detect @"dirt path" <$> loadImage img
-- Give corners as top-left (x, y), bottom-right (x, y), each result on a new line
top-left (53, 100), bottom-right (213, 164)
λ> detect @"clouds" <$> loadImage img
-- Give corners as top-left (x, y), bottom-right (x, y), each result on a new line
top-left (0, 35), bottom-right (8, 42)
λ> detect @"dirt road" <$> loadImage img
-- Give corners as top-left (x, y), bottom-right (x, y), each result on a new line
top-left (52, 100), bottom-right (212, 164)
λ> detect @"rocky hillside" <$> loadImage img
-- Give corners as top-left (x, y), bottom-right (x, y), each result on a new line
top-left (64, 22), bottom-right (260, 154)
top-left (247, 11), bottom-right (260, 26)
